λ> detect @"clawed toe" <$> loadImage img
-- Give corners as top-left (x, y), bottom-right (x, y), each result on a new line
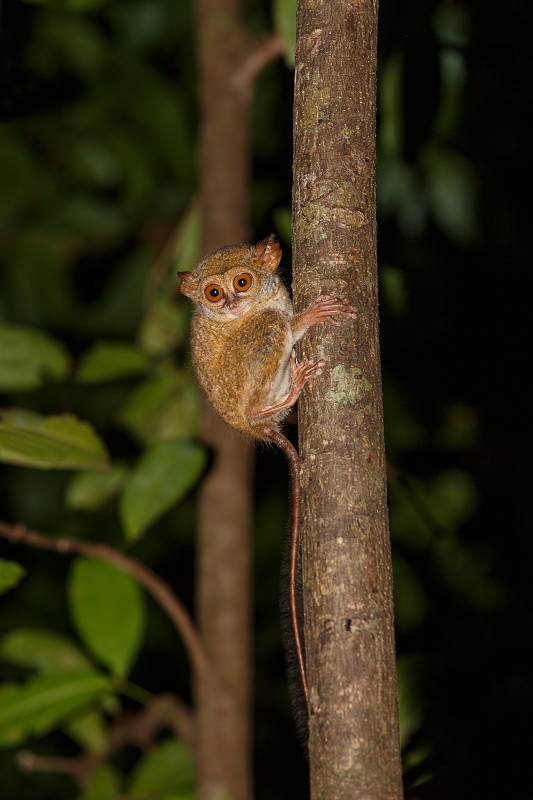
top-left (291, 355), bottom-right (327, 389)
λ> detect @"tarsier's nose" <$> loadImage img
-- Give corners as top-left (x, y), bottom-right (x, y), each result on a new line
top-left (226, 294), bottom-right (240, 309)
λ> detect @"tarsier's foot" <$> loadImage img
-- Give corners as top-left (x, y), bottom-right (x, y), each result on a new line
top-left (251, 350), bottom-right (325, 420)
top-left (289, 348), bottom-right (325, 394)
top-left (299, 295), bottom-right (358, 328)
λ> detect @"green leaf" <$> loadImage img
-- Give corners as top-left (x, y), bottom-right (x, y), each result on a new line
top-left (54, 194), bottom-right (126, 243)
top-left (77, 764), bottom-right (122, 800)
top-left (76, 341), bottom-right (150, 384)
top-left (0, 629), bottom-right (91, 672)
top-left (0, 408), bottom-right (42, 427)
top-left (128, 739), bottom-right (195, 799)
top-left (40, 12), bottom-right (106, 79)
top-left (3, 229), bottom-right (78, 330)
top-left (79, 250), bottom-right (149, 335)
top-left (60, 0), bottom-right (111, 14)
top-left (138, 295), bottom-right (187, 358)
top-left (0, 560), bottom-right (26, 596)
top-left (383, 382), bottom-right (424, 459)
top-left (65, 709), bottom-right (108, 754)
top-left (68, 558), bottom-right (146, 677)
top-left (22, 0), bottom-right (109, 14)
top-left (397, 654), bottom-right (424, 747)
top-left (0, 413), bottom-right (109, 470)
top-left (423, 146), bottom-right (477, 243)
top-left (117, 61), bottom-right (193, 186)
top-left (380, 265), bottom-right (408, 316)
top-left (102, 129), bottom-right (154, 215)
top-left (393, 557), bottom-right (428, 633)
top-left (120, 441), bottom-right (206, 541)
top-left (378, 51), bottom-right (404, 158)
top-left (171, 202), bottom-right (202, 275)
top-left (162, 795), bottom-right (195, 800)
top-left (273, 0), bottom-right (297, 68)
top-left (433, 3), bottom-right (470, 47)
top-left (434, 49), bottom-right (466, 140)
top-left (0, 684), bottom-right (19, 734)
top-left (117, 369), bottom-right (199, 445)
top-left (68, 138), bottom-right (120, 188)
top-left (426, 469), bottom-right (478, 529)
top-left (377, 155), bottom-right (426, 236)
top-left (65, 466), bottom-right (127, 511)
top-left (0, 130), bottom-right (33, 230)
top-left (0, 669), bottom-right (111, 747)
top-left (0, 325), bottom-right (70, 391)
top-left (273, 206), bottom-right (292, 245)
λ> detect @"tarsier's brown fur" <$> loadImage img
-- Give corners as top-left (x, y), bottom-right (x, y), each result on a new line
top-left (179, 234), bottom-right (356, 708)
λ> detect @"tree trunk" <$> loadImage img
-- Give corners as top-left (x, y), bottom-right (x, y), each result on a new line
top-left (292, 1), bottom-right (404, 798)
top-left (194, 2), bottom-right (254, 799)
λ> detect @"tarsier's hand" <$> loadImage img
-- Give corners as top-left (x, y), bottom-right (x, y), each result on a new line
top-left (296, 295), bottom-right (358, 328)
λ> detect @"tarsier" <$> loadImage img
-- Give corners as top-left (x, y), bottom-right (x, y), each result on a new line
top-left (179, 234), bottom-right (357, 710)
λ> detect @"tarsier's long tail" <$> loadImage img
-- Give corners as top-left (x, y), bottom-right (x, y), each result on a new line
top-left (262, 426), bottom-right (309, 712)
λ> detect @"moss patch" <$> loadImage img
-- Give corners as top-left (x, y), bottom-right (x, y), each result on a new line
top-left (326, 365), bottom-right (371, 404)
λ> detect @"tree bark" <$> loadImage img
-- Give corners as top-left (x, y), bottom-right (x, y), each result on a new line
top-left (194, 2), bottom-right (254, 799)
top-left (292, 1), bottom-right (404, 799)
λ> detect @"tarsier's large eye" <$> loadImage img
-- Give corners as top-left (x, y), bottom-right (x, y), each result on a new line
top-left (205, 284), bottom-right (224, 302)
top-left (233, 273), bottom-right (253, 293)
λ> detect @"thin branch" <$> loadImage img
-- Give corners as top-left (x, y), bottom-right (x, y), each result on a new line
top-left (154, 693), bottom-right (195, 749)
top-left (107, 693), bottom-right (196, 754)
top-left (232, 34), bottom-right (285, 96)
top-left (16, 692), bottom-right (196, 787)
top-left (0, 520), bottom-right (210, 680)
top-left (17, 750), bottom-right (95, 787)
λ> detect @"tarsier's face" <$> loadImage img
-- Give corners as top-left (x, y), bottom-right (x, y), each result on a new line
top-left (196, 267), bottom-right (261, 319)
top-left (179, 236), bottom-right (282, 320)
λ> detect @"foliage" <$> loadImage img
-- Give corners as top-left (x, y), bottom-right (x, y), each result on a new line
top-left (0, 2), bottom-right (202, 795)
top-left (0, 411), bottom-right (109, 469)
top-left (128, 739), bottom-right (195, 799)
top-left (0, 560), bottom-right (26, 596)
top-left (68, 558), bottom-right (146, 677)
top-left (0, 325), bottom-right (71, 391)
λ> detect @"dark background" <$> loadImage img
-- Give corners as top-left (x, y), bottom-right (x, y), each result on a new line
top-left (0, 0), bottom-right (531, 798)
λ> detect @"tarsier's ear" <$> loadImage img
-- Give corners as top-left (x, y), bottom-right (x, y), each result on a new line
top-left (178, 271), bottom-right (198, 298)
top-left (255, 234), bottom-right (282, 273)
